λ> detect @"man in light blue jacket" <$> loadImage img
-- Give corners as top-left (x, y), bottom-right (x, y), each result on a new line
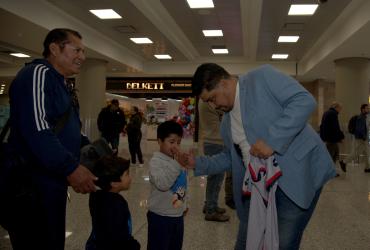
top-left (188, 63), bottom-right (336, 250)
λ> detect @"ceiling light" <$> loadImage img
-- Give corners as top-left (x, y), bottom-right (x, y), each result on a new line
top-left (288, 4), bottom-right (318, 15)
top-left (1, 84), bottom-right (5, 87)
top-left (10, 53), bottom-right (30, 58)
top-left (212, 48), bottom-right (229, 54)
top-left (187, 0), bottom-right (214, 9)
top-left (130, 38), bottom-right (153, 44)
top-left (202, 30), bottom-right (223, 37)
top-left (154, 54), bottom-right (172, 59)
top-left (278, 36), bottom-right (300, 43)
top-left (272, 54), bottom-right (289, 59)
top-left (89, 9), bottom-right (122, 19)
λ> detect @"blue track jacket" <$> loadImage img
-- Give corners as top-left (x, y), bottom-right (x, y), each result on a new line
top-left (8, 59), bottom-right (81, 177)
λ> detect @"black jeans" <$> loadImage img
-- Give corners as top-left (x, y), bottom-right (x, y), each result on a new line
top-left (5, 174), bottom-right (68, 250)
top-left (128, 132), bottom-right (143, 164)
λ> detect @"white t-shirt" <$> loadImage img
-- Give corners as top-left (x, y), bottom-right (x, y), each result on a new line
top-left (230, 81), bottom-right (250, 166)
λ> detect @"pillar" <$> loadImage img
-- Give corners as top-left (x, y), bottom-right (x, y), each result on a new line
top-left (75, 58), bottom-right (107, 141)
top-left (334, 57), bottom-right (370, 124)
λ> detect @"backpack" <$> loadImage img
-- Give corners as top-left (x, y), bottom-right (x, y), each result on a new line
top-left (348, 115), bottom-right (358, 134)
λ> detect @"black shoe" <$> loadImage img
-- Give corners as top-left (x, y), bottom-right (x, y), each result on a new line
top-left (335, 173), bottom-right (340, 177)
top-left (202, 206), bottom-right (226, 214)
top-left (364, 168), bottom-right (370, 173)
top-left (225, 200), bottom-right (236, 210)
top-left (204, 212), bottom-right (230, 222)
top-left (339, 160), bottom-right (347, 172)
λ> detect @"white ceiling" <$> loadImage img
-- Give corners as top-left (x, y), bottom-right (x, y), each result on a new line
top-left (1, 0), bottom-right (369, 84)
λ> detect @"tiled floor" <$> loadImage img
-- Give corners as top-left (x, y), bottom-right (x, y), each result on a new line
top-left (1, 135), bottom-right (369, 250)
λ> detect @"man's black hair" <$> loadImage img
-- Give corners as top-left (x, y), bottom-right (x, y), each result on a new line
top-left (157, 120), bottom-right (183, 141)
top-left (192, 63), bottom-right (231, 96)
top-left (360, 103), bottom-right (368, 111)
top-left (111, 99), bottom-right (119, 106)
top-left (132, 106), bottom-right (139, 113)
top-left (93, 155), bottom-right (130, 191)
top-left (43, 28), bottom-right (82, 58)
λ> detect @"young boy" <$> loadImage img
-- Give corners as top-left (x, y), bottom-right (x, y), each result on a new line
top-left (85, 155), bottom-right (140, 250)
top-left (147, 120), bottom-right (187, 250)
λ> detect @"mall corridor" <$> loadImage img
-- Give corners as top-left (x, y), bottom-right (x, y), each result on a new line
top-left (1, 135), bottom-right (369, 250)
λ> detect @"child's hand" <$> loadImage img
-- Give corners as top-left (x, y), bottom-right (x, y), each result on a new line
top-left (175, 151), bottom-right (188, 167)
top-left (184, 149), bottom-right (196, 169)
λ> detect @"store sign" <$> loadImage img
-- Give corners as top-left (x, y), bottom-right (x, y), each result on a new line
top-left (126, 82), bottom-right (164, 90)
top-left (106, 78), bottom-right (192, 93)
top-left (170, 83), bottom-right (192, 88)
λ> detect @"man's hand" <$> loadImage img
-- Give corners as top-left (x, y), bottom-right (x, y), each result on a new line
top-left (186, 149), bottom-right (196, 169)
top-left (250, 139), bottom-right (274, 159)
top-left (174, 150), bottom-right (188, 167)
top-left (67, 165), bottom-right (98, 194)
top-left (175, 149), bottom-right (195, 169)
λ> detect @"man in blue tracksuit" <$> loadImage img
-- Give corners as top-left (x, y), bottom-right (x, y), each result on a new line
top-left (6, 28), bottom-right (97, 250)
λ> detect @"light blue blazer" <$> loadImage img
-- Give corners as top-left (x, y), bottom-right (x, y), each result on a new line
top-left (195, 65), bottom-right (336, 222)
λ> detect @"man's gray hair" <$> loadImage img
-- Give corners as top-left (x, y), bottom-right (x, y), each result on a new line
top-left (330, 102), bottom-right (341, 109)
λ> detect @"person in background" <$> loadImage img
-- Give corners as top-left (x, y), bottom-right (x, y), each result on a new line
top-left (319, 102), bottom-right (345, 176)
top-left (85, 155), bottom-right (140, 250)
top-left (341, 103), bottom-right (370, 173)
top-left (126, 106), bottom-right (144, 166)
top-left (147, 120), bottom-right (187, 250)
top-left (199, 99), bottom-right (230, 222)
top-left (184, 63), bottom-right (336, 250)
top-left (97, 99), bottom-right (126, 154)
top-left (5, 28), bottom-right (97, 250)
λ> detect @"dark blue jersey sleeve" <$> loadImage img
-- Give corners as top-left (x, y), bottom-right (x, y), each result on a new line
top-left (10, 63), bottom-right (80, 176)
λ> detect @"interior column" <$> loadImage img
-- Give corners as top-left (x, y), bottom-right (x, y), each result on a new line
top-left (75, 58), bottom-right (107, 141)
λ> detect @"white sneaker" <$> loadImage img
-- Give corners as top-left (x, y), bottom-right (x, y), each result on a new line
top-left (139, 164), bottom-right (144, 168)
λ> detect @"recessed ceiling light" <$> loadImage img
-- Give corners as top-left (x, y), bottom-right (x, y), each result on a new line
top-left (1, 84), bottom-right (5, 87)
top-left (10, 53), bottom-right (30, 58)
top-left (154, 54), bottom-right (172, 59)
top-left (130, 38), bottom-right (153, 44)
top-left (202, 30), bottom-right (223, 37)
top-left (272, 54), bottom-right (289, 59)
top-left (89, 9), bottom-right (122, 19)
top-left (278, 36), bottom-right (300, 43)
top-left (212, 48), bottom-right (229, 54)
top-left (187, 0), bottom-right (214, 9)
top-left (288, 4), bottom-right (318, 15)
